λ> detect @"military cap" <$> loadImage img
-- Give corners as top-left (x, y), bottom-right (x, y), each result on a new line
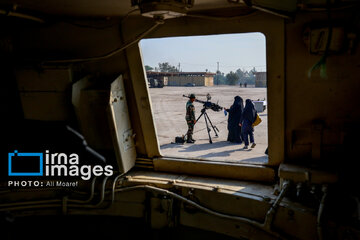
top-left (189, 93), bottom-right (196, 98)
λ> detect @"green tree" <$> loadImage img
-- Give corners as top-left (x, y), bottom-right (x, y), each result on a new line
top-left (236, 68), bottom-right (245, 80)
top-left (214, 72), bottom-right (227, 85)
top-left (236, 67), bottom-right (257, 85)
top-left (145, 65), bottom-right (153, 71)
top-left (158, 62), bottom-right (178, 72)
top-left (226, 71), bottom-right (240, 85)
top-left (246, 67), bottom-right (257, 85)
top-left (250, 67), bottom-right (257, 75)
top-left (218, 74), bottom-right (227, 84)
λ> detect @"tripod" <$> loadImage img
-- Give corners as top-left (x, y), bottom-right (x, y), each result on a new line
top-left (195, 107), bottom-right (219, 144)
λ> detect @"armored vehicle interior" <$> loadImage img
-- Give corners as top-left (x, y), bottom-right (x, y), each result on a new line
top-left (1, 0), bottom-right (359, 239)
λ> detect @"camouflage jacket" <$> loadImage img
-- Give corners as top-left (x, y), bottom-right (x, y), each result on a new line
top-left (185, 100), bottom-right (195, 122)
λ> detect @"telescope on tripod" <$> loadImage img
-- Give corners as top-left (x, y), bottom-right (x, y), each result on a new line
top-left (183, 94), bottom-right (223, 144)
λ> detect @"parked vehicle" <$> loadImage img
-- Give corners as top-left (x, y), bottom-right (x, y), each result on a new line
top-left (148, 78), bottom-right (164, 88)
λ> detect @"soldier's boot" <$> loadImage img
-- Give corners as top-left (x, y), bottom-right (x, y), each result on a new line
top-left (187, 135), bottom-right (195, 143)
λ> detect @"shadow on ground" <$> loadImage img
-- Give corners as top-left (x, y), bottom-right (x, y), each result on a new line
top-left (161, 141), bottom-right (242, 152)
top-left (160, 140), bottom-right (268, 164)
top-left (199, 148), bottom-right (241, 158)
top-left (238, 156), bottom-right (268, 164)
top-left (161, 143), bottom-right (185, 149)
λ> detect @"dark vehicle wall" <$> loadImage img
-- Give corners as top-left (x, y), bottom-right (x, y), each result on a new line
top-left (285, 10), bottom-right (360, 173)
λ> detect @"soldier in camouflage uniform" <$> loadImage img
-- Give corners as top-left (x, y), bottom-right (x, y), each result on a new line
top-left (185, 93), bottom-right (196, 143)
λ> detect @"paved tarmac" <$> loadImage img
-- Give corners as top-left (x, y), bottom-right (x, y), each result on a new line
top-left (149, 85), bottom-right (268, 164)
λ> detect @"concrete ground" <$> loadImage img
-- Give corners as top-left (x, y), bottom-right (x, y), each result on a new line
top-left (149, 86), bottom-right (268, 164)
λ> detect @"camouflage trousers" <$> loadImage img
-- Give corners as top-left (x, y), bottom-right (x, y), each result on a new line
top-left (186, 122), bottom-right (195, 140)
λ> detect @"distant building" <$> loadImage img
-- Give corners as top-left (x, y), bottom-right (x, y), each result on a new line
top-left (254, 72), bottom-right (267, 87)
top-left (146, 71), bottom-right (215, 87)
top-left (168, 72), bottom-right (215, 86)
top-left (146, 71), bottom-right (169, 87)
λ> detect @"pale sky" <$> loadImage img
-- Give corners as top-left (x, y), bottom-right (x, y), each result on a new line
top-left (139, 32), bottom-right (266, 74)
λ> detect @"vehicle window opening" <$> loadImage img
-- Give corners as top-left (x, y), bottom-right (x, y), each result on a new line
top-left (140, 33), bottom-right (268, 164)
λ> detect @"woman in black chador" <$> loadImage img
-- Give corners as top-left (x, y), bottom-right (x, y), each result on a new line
top-left (240, 99), bottom-right (257, 149)
top-left (225, 96), bottom-right (244, 143)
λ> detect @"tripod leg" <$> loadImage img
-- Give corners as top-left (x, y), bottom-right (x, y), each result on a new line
top-left (196, 112), bottom-right (204, 123)
top-left (203, 112), bottom-right (213, 144)
top-left (205, 112), bottom-right (219, 137)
